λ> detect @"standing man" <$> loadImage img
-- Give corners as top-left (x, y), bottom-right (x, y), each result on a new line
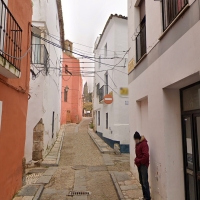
top-left (134, 131), bottom-right (151, 200)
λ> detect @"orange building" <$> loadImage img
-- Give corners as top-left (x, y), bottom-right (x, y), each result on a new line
top-left (0, 0), bottom-right (32, 199)
top-left (61, 40), bottom-right (83, 124)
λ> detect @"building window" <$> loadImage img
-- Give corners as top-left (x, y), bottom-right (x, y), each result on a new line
top-left (162, 0), bottom-right (188, 30)
top-left (98, 111), bottom-right (100, 126)
top-left (136, 0), bottom-right (146, 62)
top-left (64, 87), bottom-right (69, 102)
top-left (99, 56), bottom-right (101, 67)
top-left (105, 72), bottom-right (108, 95)
top-left (106, 113), bottom-right (108, 129)
top-left (104, 43), bottom-right (107, 57)
top-left (65, 65), bottom-right (68, 74)
top-left (68, 45), bottom-right (71, 51)
top-left (96, 83), bottom-right (100, 96)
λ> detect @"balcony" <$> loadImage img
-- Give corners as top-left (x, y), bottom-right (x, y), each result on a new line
top-left (0, 0), bottom-right (22, 78)
top-left (31, 44), bottom-right (49, 75)
top-left (136, 21), bottom-right (146, 63)
top-left (99, 85), bottom-right (108, 103)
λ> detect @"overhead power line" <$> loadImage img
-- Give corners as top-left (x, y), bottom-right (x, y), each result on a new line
top-left (32, 33), bottom-right (129, 75)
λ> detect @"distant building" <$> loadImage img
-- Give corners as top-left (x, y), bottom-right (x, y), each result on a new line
top-left (0, 0), bottom-right (32, 199)
top-left (83, 82), bottom-right (89, 102)
top-left (61, 40), bottom-right (83, 124)
top-left (93, 14), bottom-right (129, 153)
top-left (128, 0), bottom-right (200, 199)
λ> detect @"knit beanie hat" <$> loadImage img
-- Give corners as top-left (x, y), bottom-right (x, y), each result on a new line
top-left (134, 131), bottom-right (141, 140)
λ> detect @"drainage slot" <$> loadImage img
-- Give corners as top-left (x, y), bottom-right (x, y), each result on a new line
top-left (68, 191), bottom-right (91, 196)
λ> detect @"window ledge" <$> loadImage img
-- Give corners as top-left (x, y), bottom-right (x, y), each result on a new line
top-left (135, 53), bottom-right (147, 68)
top-left (159, 4), bottom-right (190, 41)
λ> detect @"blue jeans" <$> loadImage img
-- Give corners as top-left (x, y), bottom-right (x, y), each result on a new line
top-left (138, 165), bottom-right (151, 200)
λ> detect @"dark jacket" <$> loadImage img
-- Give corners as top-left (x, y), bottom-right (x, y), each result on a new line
top-left (135, 136), bottom-right (149, 167)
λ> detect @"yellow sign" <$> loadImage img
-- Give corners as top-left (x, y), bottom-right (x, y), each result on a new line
top-left (120, 87), bottom-right (129, 96)
top-left (128, 58), bottom-right (135, 74)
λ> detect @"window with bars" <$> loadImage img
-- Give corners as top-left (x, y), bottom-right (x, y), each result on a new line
top-left (162, 0), bottom-right (188, 30)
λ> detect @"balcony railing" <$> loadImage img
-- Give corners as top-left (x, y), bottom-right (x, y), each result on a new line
top-left (31, 44), bottom-right (49, 75)
top-left (99, 85), bottom-right (108, 102)
top-left (0, 0), bottom-right (22, 70)
top-left (136, 22), bottom-right (146, 62)
top-left (162, 0), bottom-right (188, 30)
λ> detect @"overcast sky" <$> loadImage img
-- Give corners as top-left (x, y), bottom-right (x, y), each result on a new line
top-left (61, 0), bottom-right (127, 91)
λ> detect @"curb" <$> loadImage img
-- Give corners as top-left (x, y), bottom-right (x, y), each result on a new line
top-left (88, 128), bottom-right (114, 154)
top-left (56, 130), bottom-right (65, 166)
top-left (41, 129), bottom-right (65, 167)
top-left (33, 184), bottom-right (44, 200)
top-left (88, 129), bottom-right (104, 154)
top-left (110, 172), bottom-right (125, 200)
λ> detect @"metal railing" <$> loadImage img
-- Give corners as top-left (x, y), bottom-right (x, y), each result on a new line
top-left (99, 85), bottom-right (108, 102)
top-left (136, 22), bottom-right (146, 62)
top-left (0, 0), bottom-right (22, 70)
top-left (31, 44), bottom-right (49, 75)
top-left (162, 0), bottom-right (188, 30)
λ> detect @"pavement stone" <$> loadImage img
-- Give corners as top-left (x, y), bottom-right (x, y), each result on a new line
top-left (17, 185), bottom-right (40, 196)
top-left (43, 167), bottom-right (58, 176)
top-left (22, 197), bottom-right (34, 200)
top-left (102, 154), bottom-right (114, 166)
top-left (36, 175), bottom-right (52, 184)
top-left (88, 165), bottom-right (107, 172)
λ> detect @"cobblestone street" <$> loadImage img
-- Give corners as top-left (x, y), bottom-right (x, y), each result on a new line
top-left (39, 118), bottom-right (141, 200)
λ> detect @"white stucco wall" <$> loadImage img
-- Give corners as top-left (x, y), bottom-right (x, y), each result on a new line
top-left (93, 17), bottom-right (129, 146)
top-left (25, 0), bottom-right (62, 162)
top-left (128, 0), bottom-right (200, 199)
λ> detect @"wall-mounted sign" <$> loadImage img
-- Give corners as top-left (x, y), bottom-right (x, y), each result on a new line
top-left (120, 87), bottom-right (129, 96)
top-left (128, 58), bottom-right (135, 74)
top-left (104, 94), bottom-right (113, 104)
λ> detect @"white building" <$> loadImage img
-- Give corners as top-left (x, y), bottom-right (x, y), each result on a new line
top-left (128, 0), bottom-right (200, 199)
top-left (93, 14), bottom-right (129, 153)
top-left (25, 0), bottom-right (64, 163)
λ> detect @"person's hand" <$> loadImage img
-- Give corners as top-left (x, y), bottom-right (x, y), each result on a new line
top-left (134, 158), bottom-right (140, 165)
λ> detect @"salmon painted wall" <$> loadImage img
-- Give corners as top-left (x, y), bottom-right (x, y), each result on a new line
top-left (61, 53), bottom-right (83, 124)
top-left (0, 0), bottom-right (32, 199)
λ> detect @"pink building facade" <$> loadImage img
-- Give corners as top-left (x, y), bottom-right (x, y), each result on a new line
top-left (61, 41), bottom-right (83, 124)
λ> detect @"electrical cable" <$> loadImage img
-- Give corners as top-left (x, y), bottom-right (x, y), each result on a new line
top-left (32, 33), bottom-right (129, 70)
top-left (0, 45), bottom-right (32, 60)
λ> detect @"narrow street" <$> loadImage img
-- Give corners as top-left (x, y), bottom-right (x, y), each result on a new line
top-left (40, 118), bottom-right (130, 200)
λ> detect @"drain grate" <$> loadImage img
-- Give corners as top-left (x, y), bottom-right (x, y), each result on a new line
top-left (68, 191), bottom-right (91, 196)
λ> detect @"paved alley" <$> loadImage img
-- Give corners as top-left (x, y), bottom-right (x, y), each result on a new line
top-left (40, 118), bottom-right (130, 200)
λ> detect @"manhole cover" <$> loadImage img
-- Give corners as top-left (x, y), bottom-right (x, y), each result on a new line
top-left (72, 165), bottom-right (87, 170)
top-left (25, 173), bottom-right (43, 185)
top-left (68, 191), bottom-right (91, 196)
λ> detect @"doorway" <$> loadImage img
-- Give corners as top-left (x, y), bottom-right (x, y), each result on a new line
top-left (181, 82), bottom-right (200, 200)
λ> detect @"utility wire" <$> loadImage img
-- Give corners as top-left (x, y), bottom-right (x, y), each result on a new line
top-left (32, 33), bottom-right (129, 75)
